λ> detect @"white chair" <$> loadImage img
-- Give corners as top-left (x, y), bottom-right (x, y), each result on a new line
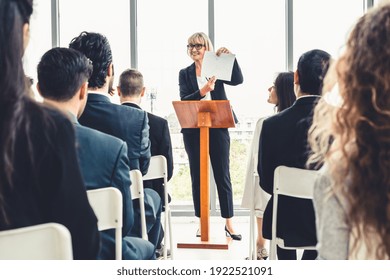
top-left (87, 187), bottom-right (123, 260)
top-left (143, 155), bottom-right (173, 260)
top-left (0, 222), bottom-right (73, 260)
top-left (248, 171), bottom-right (259, 260)
top-left (269, 165), bottom-right (319, 260)
top-left (129, 169), bottom-right (148, 241)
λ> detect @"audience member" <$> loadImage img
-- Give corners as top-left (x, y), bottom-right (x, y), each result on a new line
top-left (69, 32), bottom-right (162, 250)
top-left (0, 0), bottom-right (99, 259)
top-left (117, 69), bottom-right (174, 258)
top-left (258, 49), bottom-right (331, 260)
top-left (241, 71), bottom-right (295, 260)
top-left (179, 32), bottom-right (244, 239)
top-left (37, 47), bottom-right (155, 260)
top-left (309, 2), bottom-right (390, 259)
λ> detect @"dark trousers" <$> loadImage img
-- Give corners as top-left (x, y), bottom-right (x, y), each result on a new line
top-left (183, 128), bottom-right (233, 218)
top-left (277, 246), bottom-right (318, 260)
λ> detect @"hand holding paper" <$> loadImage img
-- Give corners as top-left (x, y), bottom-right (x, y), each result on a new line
top-left (201, 51), bottom-right (236, 81)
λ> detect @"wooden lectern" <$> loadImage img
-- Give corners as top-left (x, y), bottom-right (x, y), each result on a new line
top-left (173, 100), bottom-right (235, 249)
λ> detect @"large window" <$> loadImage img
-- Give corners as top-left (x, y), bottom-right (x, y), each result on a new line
top-left (24, 0), bottom-right (52, 99)
top-left (214, 0), bottom-right (285, 208)
top-left (293, 0), bottom-right (364, 66)
top-left (215, 0), bottom-right (286, 120)
top-left (137, 0), bottom-right (208, 116)
top-left (21, 0), bottom-right (374, 216)
top-left (59, 0), bottom-right (131, 104)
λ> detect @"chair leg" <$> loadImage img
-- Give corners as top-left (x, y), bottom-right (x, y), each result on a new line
top-left (168, 209), bottom-right (173, 259)
top-left (249, 208), bottom-right (254, 259)
top-left (163, 210), bottom-right (168, 260)
top-left (269, 240), bottom-right (277, 260)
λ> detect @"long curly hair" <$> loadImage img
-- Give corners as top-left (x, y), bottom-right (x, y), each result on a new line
top-left (309, 3), bottom-right (390, 259)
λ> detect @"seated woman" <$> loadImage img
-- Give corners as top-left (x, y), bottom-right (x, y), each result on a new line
top-left (0, 0), bottom-right (99, 259)
top-left (241, 72), bottom-right (295, 260)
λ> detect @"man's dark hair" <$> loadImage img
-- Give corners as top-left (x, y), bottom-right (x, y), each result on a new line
top-left (118, 69), bottom-right (144, 97)
top-left (297, 49), bottom-right (331, 95)
top-left (37, 47), bottom-right (92, 101)
top-left (69, 31), bottom-right (112, 89)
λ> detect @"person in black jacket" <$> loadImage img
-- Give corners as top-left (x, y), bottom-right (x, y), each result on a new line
top-left (38, 47), bottom-right (155, 260)
top-left (179, 32), bottom-right (243, 240)
top-left (117, 68), bottom-right (174, 257)
top-left (258, 49), bottom-right (331, 260)
top-left (69, 32), bottom-right (162, 251)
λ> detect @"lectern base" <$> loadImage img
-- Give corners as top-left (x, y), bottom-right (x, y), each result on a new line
top-left (177, 237), bottom-right (232, 250)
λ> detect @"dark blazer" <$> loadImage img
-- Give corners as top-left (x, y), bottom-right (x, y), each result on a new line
top-left (74, 119), bottom-right (154, 260)
top-left (79, 93), bottom-right (151, 175)
top-left (258, 96), bottom-right (319, 247)
top-left (122, 102), bottom-right (174, 204)
top-left (178, 59), bottom-right (243, 128)
top-left (1, 106), bottom-right (100, 260)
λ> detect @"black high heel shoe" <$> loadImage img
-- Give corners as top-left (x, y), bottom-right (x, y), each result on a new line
top-left (225, 226), bottom-right (242, 241)
top-left (196, 229), bottom-right (201, 237)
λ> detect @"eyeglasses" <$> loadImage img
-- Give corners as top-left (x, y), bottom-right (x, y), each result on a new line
top-left (187, 43), bottom-right (205, 50)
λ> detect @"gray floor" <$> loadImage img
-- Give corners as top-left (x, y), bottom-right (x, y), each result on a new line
top-left (164, 215), bottom-right (269, 260)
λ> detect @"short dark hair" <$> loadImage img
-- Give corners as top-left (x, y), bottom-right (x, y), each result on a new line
top-left (297, 49), bottom-right (331, 95)
top-left (37, 47), bottom-right (92, 101)
top-left (118, 69), bottom-right (144, 97)
top-left (69, 32), bottom-right (112, 89)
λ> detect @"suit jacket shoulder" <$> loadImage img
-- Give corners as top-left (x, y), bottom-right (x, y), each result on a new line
top-left (79, 94), bottom-right (151, 174)
top-left (75, 125), bottom-right (134, 236)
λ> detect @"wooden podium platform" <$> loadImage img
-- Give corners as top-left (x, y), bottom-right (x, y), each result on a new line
top-left (173, 100), bottom-right (235, 249)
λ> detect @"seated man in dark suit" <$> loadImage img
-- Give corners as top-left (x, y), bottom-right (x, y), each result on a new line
top-left (117, 69), bottom-right (174, 258)
top-left (258, 49), bottom-right (331, 260)
top-left (69, 32), bottom-right (162, 250)
top-left (37, 47), bottom-right (155, 260)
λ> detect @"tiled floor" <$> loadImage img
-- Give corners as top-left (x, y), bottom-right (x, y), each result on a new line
top-left (165, 215), bottom-right (269, 260)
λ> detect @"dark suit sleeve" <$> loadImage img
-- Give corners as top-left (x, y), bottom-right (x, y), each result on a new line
top-left (110, 142), bottom-right (134, 236)
top-left (258, 119), bottom-right (274, 195)
top-left (179, 68), bottom-right (203, 100)
top-left (139, 112), bottom-right (151, 175)
top-left (161, 119), bottom-right (174, 180)
top-left (52, 118), bottom-right (100, 260)
top-left (220, 59), bottom-right (244, 86)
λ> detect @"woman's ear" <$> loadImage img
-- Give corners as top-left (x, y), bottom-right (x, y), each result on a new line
top-left (294, 70), bottom-right (299, 85)
top-left (22, 23), bottom-right (30, 52)
top-left (108, 63), bottom-right (114, 77)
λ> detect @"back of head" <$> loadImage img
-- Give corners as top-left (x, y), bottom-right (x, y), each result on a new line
top-left (118, 69), bottom-right (144, 98)
top-left (297, 49), bottom-right (331, 95)
top-left (37, 47), bottom-right (92, 101)
top-left (69, 32), bottom-right (112, 89)
top-left (274, 71), bottom-right (295, 112)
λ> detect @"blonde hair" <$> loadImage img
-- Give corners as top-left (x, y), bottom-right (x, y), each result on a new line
top-left (187, 32), bottom-right (213, 52)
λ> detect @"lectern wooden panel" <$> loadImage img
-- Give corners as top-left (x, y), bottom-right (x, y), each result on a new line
top-left (173, 100), bottom-right (235, 249)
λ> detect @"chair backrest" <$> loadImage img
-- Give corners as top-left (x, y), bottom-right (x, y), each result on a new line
top-left (274, 166), bottom-right (318, 199)
top-left (270, 165), bottom-right (319, 259)
top-left (87, 187), bottom-right (123, 260)
top-left (0, 223), bottom-right (73, 260)
top-left (142, 155), bottom-right (173, 260)
top-left (130, 169), bottom-right (148, 240)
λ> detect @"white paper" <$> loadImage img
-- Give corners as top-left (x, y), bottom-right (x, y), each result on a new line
top-left (201, 51), bottom-right (235, 81)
